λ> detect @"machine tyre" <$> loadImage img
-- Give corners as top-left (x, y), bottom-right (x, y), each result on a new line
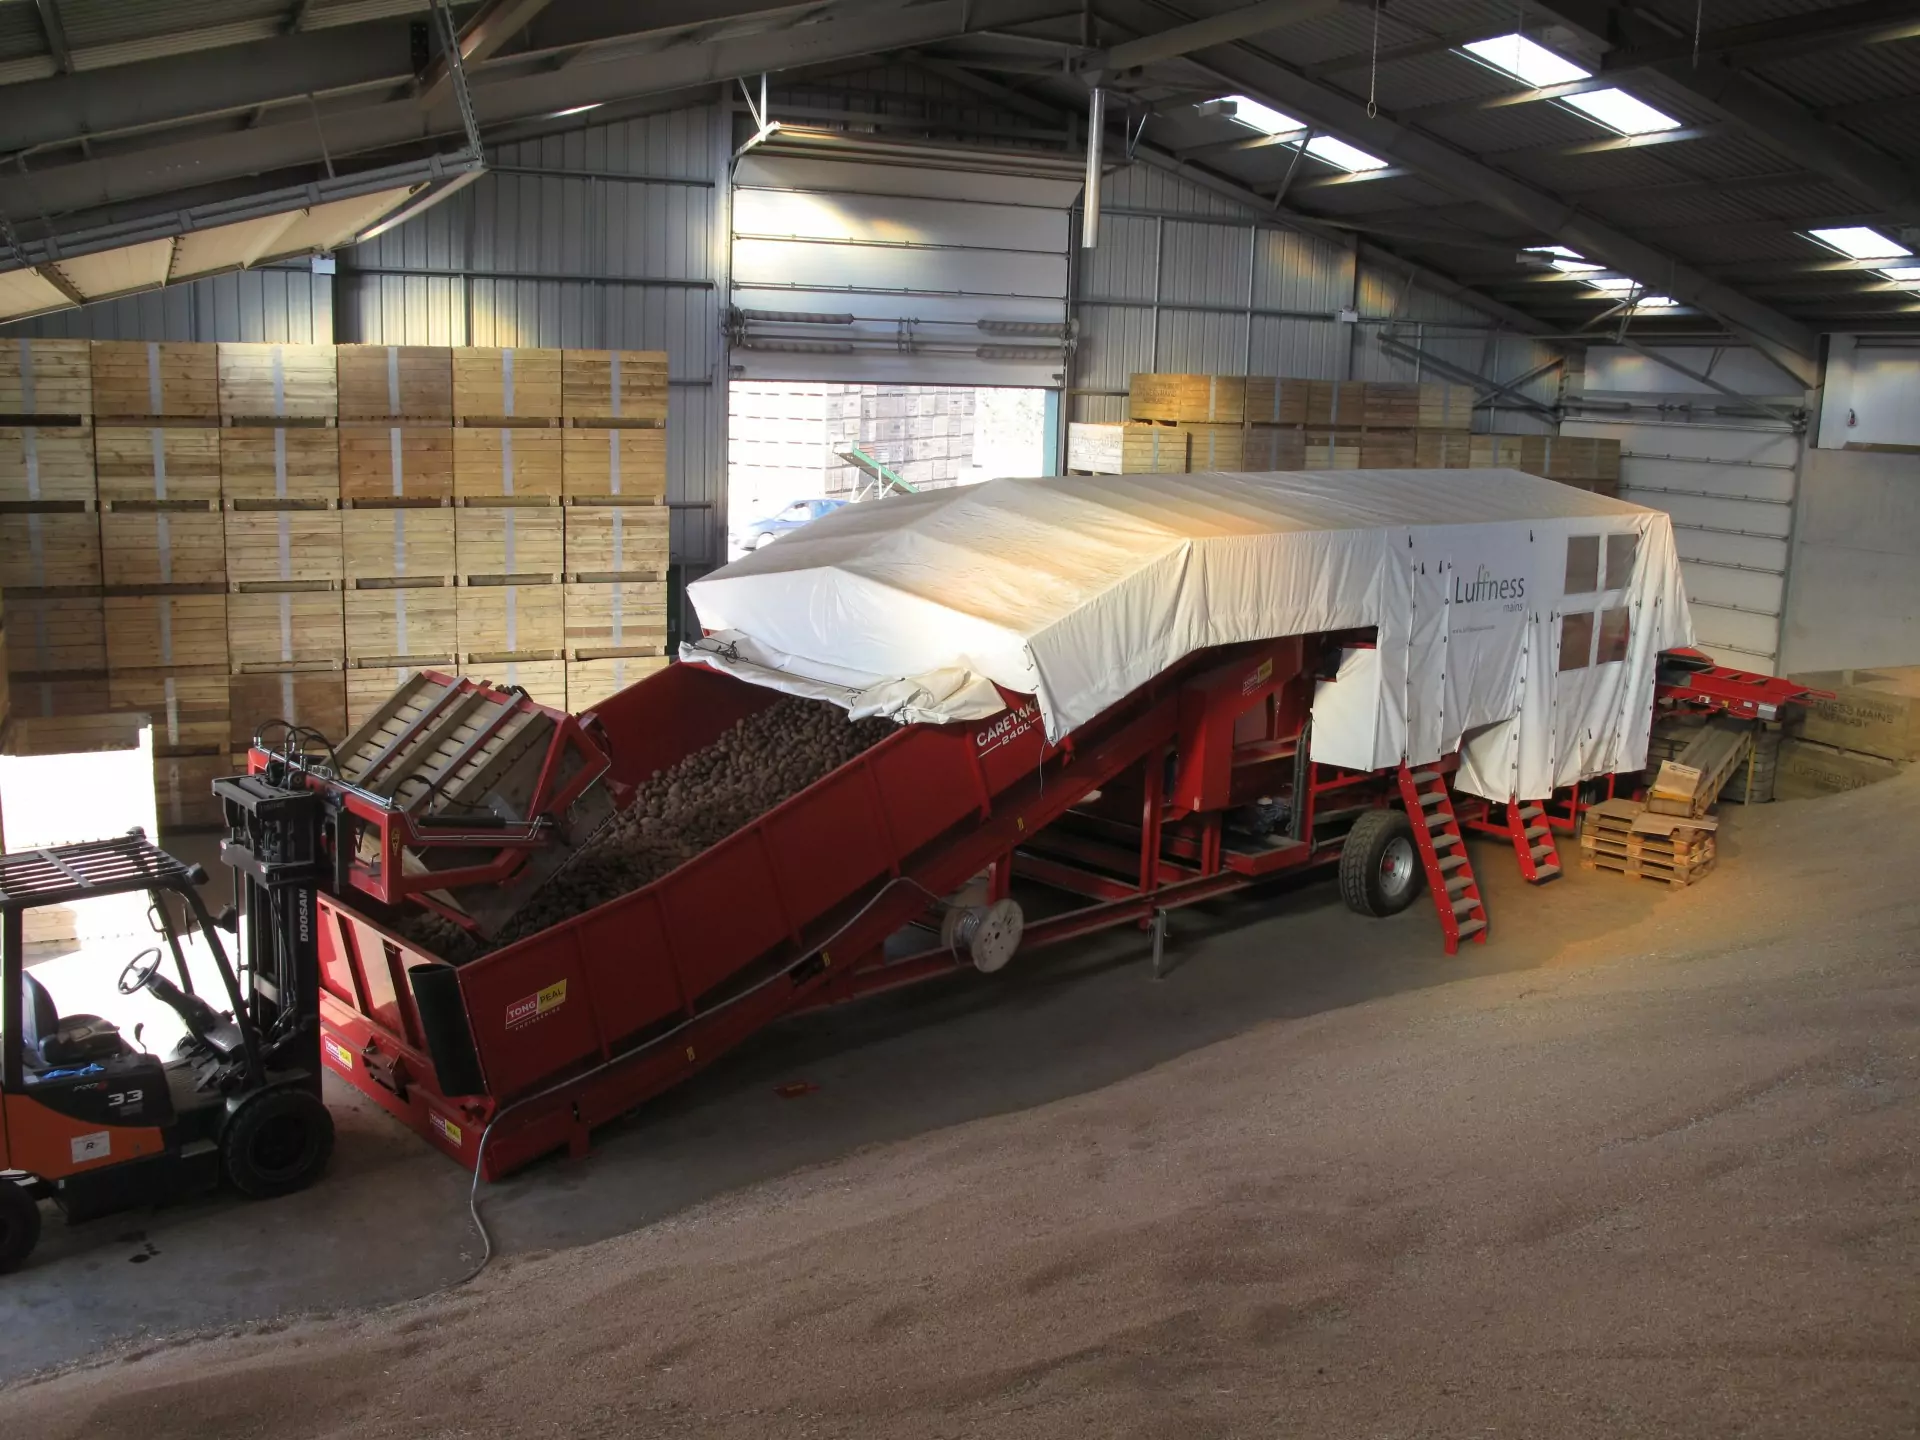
top-left (1340, 809), bottom-right (1423, 918)
top-left (0, 1177), bottom-right (42, 1275)
top-left (223, 1087), bottom-right (335, 1200)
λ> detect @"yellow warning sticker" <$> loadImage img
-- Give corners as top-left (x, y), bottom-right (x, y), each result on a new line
top-left (430, 1112), bottom-right (463, 1147)
top-left (322, 1036), bottom-right (354, 1071)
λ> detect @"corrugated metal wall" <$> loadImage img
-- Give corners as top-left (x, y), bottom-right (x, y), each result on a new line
top-left (0, 266), bottom-right (333, 342)
top-left (339, 104), bottom-right (729, 570)
top-left (1, 102), bottom-right (729, 571)
top-left (1070, 165), bottom-right (1562, 432)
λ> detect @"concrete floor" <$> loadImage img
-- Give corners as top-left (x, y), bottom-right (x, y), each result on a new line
top-left (6, 813), bottom-right (1692, 1381)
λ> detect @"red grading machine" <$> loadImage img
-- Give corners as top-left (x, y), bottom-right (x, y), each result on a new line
top-left (239, 640), bottom-right (1817, 1178)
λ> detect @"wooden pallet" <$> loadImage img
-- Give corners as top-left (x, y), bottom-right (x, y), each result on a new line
top-left (0, 426), bottom-right (96, 506)
top-left (1580, 853), bottom-right (1716, 888)
top-left (5, 593), bottom-right (107, 673)
top-left (1243, 378), bottom-right (1310, 426)
top-left (561, 427), bottom-right (667, 502)
top-left (227, 590), bottom-right (346, 672)
top-left (335, 345), bottom-right (454, 421)
top-left (229, 668), bottom-right (348, 751)
top-left (342, 506), bottom-right (457, 587)
top-left (346, 662), bottom-right (451, 731)
top-left (562, 348), bottom-right (667, 425)
top-left (452, 347), bottom-right (563, 422)
top-left (563, 579), bottom-right (667, 659)
top-left (459, 657), bottom-right (568, 710)
top-left (566, 655), bottom-right (670, 711)
top-left (344, 587), bottom-right (459, 663)
top-left (456, 581), bottom-right (565, 661)
top-left (337, 667), bottom-right (553, 809)
top-left (456, 507), bottom-right (564, 582)
top-left (104, 592), bottom-right (229, 672)
top-left (1119, 423), bottom-right (1189, 474)
top-left (0, 339), bottom-right (92, 419)
top-left (95, 426), bottom-right (223, 505)
top-left (217, 343), bottom-right (337, 423)
top-left (453, 427), bottom-right (564, 503)
top-left (91, 342), bottom-right (219, 421)
top-left (562, 503), bottom-right (667, 580)
top-left (223, 510), bottom-right (341, 590)
top-left (219, 427), bottom-right (341, 506)
top-left (339, 424), bottom-right (455, 503)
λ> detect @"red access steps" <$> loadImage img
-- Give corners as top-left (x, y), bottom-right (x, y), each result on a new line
top-left (1505, 800), bottom-right (1563, 883)
top-left (1397, 762), bottom-right (1487, 953)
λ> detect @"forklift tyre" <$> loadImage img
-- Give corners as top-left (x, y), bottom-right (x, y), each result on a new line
top-left (0, 1177), bottom-right (41, 1275)
top-left (223, 1088), bottom-right (335, 1200)
top-left (1340, 809), bottom-right (1423, 918)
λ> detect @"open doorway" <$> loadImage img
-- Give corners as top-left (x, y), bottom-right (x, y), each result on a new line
top-left (728, 383), bottom-right (1049, 559)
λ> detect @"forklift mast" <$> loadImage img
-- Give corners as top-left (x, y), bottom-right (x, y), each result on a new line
top-left (213, 765), bottom-right (329, 1091)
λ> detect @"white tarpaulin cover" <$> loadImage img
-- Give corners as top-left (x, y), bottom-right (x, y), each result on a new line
top-left (683, 469), bottom-right (1694, 801)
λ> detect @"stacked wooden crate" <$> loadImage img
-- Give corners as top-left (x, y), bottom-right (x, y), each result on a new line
top-left (561, 350), bottom-right (672, 711)
top-left (1776, 666), bottom-right (1918, 800)
top-left (1, 340), bottom-right (105, 745)
top-left (1068, 374), bottom-right (1618, 490)
top-left (90, 344), bottom-right (230, 823)
top-left (206, 344), bottom-right (340, 825)
top-left (451, 347), bottom-right (567, 709)
top-left (339, 345), bottom-right (457, 729)
top-left (1082, 375), bottom-right (1482, 477)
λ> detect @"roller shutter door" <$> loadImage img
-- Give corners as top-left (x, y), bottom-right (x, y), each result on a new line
top-left (730, 133), bottom-right (1081, 388)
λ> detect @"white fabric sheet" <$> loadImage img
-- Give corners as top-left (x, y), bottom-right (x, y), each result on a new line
top-left (683, 469), bottom-right (1693, 801)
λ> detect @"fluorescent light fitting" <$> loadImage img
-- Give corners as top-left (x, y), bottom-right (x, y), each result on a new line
top-left (1551, 258), bottom-right (1604, 273)
top-left (1305, 135), bottom-right (1389, 171)
top-left (1585, 275), bottom-right (1639, 291)
top-left (1525, 244), bottom-right (1585, 259)
top-left (1808, 226), bottom-right (1912, 260)
top-left (1878, 264), bottom-right (1920, 280)
top-left (549, 103), bottom-right (603, 119)
top-left (1216, 94), bottom-right (1304, 135)
top-left (1632, 294), bottom-right (1678, 308)
top-left (1463, 33), bottom-right (1679, 134)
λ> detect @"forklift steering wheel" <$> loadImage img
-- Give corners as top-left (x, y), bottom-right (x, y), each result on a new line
top-left (118, 946), bottom-right (165, 996)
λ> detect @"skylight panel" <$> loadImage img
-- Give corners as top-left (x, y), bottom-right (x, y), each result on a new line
top-left (1807, 226), bottom-right (1911, 260)
top-left (1217, 95), bottom-right (1304, 135)
top-left (1305, 136), bottom-right (1389, 172)
top-left (1464, 34), bottom-right (1584, 86)
top-left (1463, 33), bottom-right (1680, 135)
top-left (1562, 90), bottom-right (1681, 134)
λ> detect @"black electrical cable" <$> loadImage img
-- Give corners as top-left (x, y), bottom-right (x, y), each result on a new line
top-left (451, 873), bottom-right (957, 1285)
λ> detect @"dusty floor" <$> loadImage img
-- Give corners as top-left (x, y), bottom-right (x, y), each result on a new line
top-left (6, 772), bottom-right (1919, 1437)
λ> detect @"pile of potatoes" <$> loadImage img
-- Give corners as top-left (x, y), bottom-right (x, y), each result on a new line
top-left (403, 696), bottom-right (897, 960)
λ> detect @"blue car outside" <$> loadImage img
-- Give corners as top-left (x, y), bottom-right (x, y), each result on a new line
top-left (735, 497), bottom-right (847, 551)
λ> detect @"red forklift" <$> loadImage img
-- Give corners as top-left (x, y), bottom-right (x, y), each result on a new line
top-left (0, 778), bottom-right (334, 1274)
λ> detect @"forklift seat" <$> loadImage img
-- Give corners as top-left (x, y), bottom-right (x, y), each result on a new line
top-left (20, 971), bottom-right (125, 1070)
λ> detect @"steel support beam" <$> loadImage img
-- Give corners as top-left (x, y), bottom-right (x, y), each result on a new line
top-left (418, 0), bottom-right (558, 107)
top-left (1085, 0), bottom-right (1337, 74)
top-left (1374, 333), bottom-right (1563, 422)
top-left (1603, 0), bottom-right (1920, 72)
top-left (32, 0), bottom-right (73, 75)
top-left (1532, 1), bottom-right (1920, 227)
top-left (903, 49), bottom-right (1553, 334)
top-left (1092, 0), bottom-right (1820, 382)
top-left (0, 0), bottom-right (1038, 231)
